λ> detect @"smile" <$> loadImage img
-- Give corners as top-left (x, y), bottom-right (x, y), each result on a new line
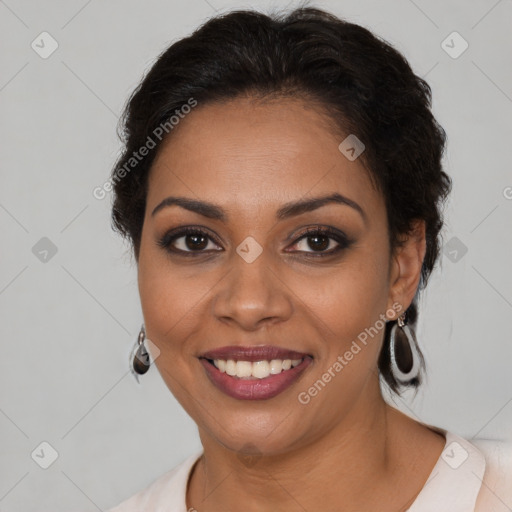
top-left (212, 358), bottom-right (303, 379)
top-left (199, 345), bottom-right (313, 400)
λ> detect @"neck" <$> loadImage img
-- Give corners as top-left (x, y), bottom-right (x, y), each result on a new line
top-left (187, 378), bottom-right (402, 511)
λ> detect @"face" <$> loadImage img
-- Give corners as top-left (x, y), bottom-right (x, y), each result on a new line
top-left (137, 96), bottom-right (421, 455)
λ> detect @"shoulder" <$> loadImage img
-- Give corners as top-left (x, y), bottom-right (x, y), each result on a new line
top-left (407, 424), bottom-right (511, 512)
top-left (472, 436), bottom-right (512, 511)
top-left (106, 451), bottom-right (203, 512)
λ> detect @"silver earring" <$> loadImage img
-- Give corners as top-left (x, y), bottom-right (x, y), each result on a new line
top-left (389, 313), bottom-right (421, 385)
top-left (130, 324), bottom-right (151, 381)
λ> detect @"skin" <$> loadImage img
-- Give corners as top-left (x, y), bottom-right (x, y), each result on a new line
top-left (137, 96), bottom-right (446, 512)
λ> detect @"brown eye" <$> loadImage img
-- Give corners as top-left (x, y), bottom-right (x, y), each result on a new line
top-left (297, 233), bottom-right (333, 252)
top-left (158, 227), bottom-right (222, 254)
top-left (180, 232), bottom-right (209, 251)
top-left (288, 227), bottom-right (353, 256)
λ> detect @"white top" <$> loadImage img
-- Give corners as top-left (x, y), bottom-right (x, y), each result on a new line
top-left (107, 429), bottom-right (512, 511)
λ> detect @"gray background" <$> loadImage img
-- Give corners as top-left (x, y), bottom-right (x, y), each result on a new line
top-left (1, 0), bottom-right (511, 510)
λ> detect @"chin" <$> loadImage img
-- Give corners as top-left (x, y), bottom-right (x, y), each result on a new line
top-left (202, 408), bottom-right (310, 456)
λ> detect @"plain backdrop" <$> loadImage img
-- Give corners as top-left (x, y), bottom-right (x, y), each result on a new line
top-left (1, 0), bottom-right (511, 510)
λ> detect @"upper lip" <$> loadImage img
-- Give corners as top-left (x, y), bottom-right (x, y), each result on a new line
top-left (200, 345), bottom-right (312, 362)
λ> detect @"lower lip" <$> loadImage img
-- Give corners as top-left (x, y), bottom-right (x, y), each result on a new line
top-left (199, 357), bottom-right (313, 400)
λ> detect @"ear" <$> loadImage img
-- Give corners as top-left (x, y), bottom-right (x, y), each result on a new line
top-left (386, 219), bottom-right (426, 318)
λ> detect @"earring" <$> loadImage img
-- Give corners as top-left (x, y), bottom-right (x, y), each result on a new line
top-left (131, 324), bottom-right (151, 378)
top-left (389, 313), bottom-right (421, 385)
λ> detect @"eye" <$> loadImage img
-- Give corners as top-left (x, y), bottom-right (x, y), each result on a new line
top-left (158, 225), bottom-right (353, 258)
top-left (288, 226), bottom-right (352, 256)
top-left (157, 227), bottom-right (222, 255)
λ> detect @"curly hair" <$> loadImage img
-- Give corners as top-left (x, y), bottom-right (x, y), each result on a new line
top-left (109, 6), bottom-right (452, 394)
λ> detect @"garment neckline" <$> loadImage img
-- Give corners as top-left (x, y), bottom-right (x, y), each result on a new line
top-left (178, 428), bottom-right (486, 512)
top-left (406, 426), bottom-right (486, 511)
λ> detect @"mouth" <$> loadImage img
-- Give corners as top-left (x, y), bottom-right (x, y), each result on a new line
top-left (199, 345), bottom-right (313, 400)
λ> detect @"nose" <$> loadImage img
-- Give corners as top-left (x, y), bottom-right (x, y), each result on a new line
top-left (212, 251), bottom-right (293, 331)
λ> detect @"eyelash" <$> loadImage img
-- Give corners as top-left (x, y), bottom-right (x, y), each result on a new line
top-left (157, 225), bottom-right (353, 258)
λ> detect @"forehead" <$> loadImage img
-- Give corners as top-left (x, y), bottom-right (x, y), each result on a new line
top-left (147, 96), bottom-right (382, 221)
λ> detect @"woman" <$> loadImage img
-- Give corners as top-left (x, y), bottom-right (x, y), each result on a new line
top-left (106, 6), bottom-right (511, 511)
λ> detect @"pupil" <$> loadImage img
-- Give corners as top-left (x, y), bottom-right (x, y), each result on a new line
top-left (308, 235), bottom-right (328, 251)
top-left (186, 234), bottom-right (207, 250)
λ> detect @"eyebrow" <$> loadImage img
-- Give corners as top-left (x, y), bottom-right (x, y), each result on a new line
top-left (151, 192), bottom-right (367, 224)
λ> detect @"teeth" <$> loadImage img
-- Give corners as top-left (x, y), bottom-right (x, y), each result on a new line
top-left (225, 359), bottom-right (237, 376)
top-left (252, 360), bottom-right (269, 379)
top-left (213, 358), bottom-right (303, 379)
top-left (235, 361), bottom-right (252, 378)
top-left (269, 359), bottom-right (283, 374)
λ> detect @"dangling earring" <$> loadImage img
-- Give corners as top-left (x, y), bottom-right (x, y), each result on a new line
top-left (389, 313), bottom-right (421, 385)
top-left (131, 324), bottom-right (151, 379)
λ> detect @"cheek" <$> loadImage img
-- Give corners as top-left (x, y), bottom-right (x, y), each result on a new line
top-left (294, 260), bottom-right (390, 423)
top-left (299, 247), bottom-right (390, 344)
top-left (138, 261), bottom-right (206, 354)
top-left (137, 253), bottom-right (208, 416)
top-left (137, 231), bottom-right (227, 373)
